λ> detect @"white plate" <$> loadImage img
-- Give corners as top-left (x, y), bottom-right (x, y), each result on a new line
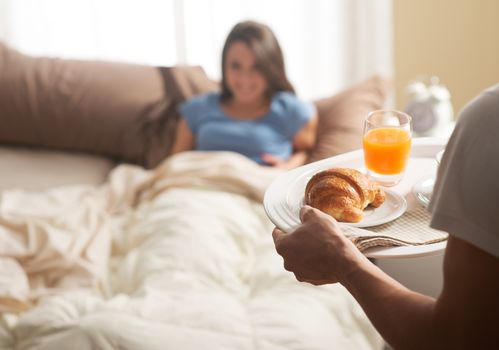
top-left (264, 137), bottom-right (449, 259)
top-left (412, 174), bottom-right (435, 208)
top-left (265, 165), bottom-right (407, 231)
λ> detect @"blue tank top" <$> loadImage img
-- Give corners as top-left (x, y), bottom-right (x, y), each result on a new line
top-left (179, 92), bottom-right (314, 165)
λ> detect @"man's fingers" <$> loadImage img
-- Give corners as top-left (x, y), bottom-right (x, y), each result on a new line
top-left (299, 205), bottom-right (315, 222)
top-left (272, 227), bottom-right (285, 243)
top-left (300, 205), bottom-right (340, 226)
top-left (300, 278), bottom-right (334, 286)
top-left (300, 205), bottom-right (326, 222)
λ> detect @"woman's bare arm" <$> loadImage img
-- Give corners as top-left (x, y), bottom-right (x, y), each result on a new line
top-left (170, 118), bottom-right (194, 155)
top-left (285, 111), bottom-right (318, 168)
top-left (293, 111), bottom-right (318, 151)
top-left (261, 112), bottom-right (318, 169)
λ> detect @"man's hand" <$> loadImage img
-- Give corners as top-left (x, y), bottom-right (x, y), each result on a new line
top-left (272, 205), bottom-right (367, 285)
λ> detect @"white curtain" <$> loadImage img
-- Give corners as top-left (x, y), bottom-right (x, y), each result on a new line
top-left (0, 0), bottom-right (393, 100)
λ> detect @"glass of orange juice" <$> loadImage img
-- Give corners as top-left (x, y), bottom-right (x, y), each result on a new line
top-left (363, 110), bottom-right (412, 186)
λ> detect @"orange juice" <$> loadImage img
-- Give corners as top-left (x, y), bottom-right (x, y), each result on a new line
top-left (363, 127), bottom-right (411, 175)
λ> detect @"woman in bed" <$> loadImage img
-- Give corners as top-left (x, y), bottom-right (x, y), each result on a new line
top-left (171, 20), bottom-right (318, 169)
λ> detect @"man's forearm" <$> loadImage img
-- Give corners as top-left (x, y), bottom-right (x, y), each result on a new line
top-left (342, 259), bottom-right (438, 349)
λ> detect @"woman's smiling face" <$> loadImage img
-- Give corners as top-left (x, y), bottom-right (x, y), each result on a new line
top-left (224, 41), bottom-right (268, 105)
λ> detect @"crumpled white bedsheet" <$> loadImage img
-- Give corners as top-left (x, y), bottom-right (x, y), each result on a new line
top-left (0, 151), bottom-right (382, 349)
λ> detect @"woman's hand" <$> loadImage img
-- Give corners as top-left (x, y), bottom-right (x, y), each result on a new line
top-left (261, 153), bottom-right (288, 168)
top-left (272, 206), bottom-right (368, 285)
top-left (261, 151), bottom-right (307, 169)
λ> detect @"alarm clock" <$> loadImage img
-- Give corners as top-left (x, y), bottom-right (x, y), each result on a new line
top-left (404, 77), bottom-right (454, 137)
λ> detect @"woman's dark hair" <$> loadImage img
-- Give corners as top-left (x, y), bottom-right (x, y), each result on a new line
top-left (220, 20), bottom-right (295, 101)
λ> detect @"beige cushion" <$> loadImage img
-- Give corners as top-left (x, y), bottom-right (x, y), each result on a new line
top-left (0, 43), bottom-right (217, 169)
top-left (308, 76), bottom-right (390, 163)
top-left (0, 146), bottom-right (115, 192)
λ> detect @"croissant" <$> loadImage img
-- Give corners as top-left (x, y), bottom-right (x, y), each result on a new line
top-left (304, 168), bottom-right (385, 223)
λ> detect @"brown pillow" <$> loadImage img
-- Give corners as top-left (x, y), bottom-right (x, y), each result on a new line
top-left (0, 42), bottom-right (217, 169)
top-left (307, 76), bottom-right (390, 163)
top-left (152, 66), bottom-right (219, 165)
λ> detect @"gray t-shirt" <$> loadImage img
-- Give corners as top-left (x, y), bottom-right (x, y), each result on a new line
top-left (429, 84), bottom-right (499, 257)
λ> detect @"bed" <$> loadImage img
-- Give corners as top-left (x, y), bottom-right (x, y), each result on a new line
top-left (0, 42), bottom-right (388, 349)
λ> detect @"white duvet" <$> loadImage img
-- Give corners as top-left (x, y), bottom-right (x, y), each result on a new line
top-left (0, 152), bottom-right (382, 349)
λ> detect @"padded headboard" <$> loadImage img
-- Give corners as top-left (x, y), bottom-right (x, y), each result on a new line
top-left (0, 42), bottom-right (218, 169)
